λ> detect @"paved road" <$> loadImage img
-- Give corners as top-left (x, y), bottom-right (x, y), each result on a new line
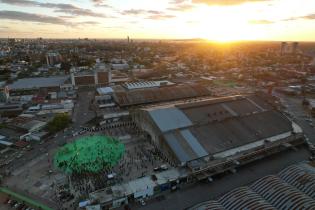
top-left (72, 90), bottom-right (96, 127)
top-left (135, 146), bottom-right (310, 210)
top-left (275, 93), bottom-right (315, 144)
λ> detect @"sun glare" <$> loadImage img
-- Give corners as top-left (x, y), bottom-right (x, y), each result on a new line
top-left (190, 5), bottom-right (267, 42)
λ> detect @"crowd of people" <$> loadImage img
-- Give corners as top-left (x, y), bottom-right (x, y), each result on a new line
top-left (113, 143), bottom-right (163, 181)
top-left (62, 139), bottom-right (174, 198)
top-left (69, 168), bottom-right (112, 196)
top-left (53, 123), bottom-right (178, 210)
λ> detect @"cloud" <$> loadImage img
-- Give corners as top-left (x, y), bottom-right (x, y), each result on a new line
top-left (104, 26), bottom-right (126, 29)
top-left (301, 14), bottom-right (315, 20)
top-left (0, 10), bottom-right (99, 26)
top-left (121, 9), bottom-right (147, 15)
top-left (80, 21), bottom-right (99, 25)
top-left (0, 0), bottom-right (106, 17)
top-left (90, 0), bottom-right (112, 8)
top-left (168, 4), bottom-right (195, 11)
top-left (121, 9), bottom-right (164, 15)
top-left (281, 13), bottom-right (315, 22)
top-left (121, 9), bottom-right (175, 20)
top-left (95, 4), bottom-right (112, 8)
top-left (249, 19), bottom-right (274, 24)
top-left (146, 14), bottom-right (176, 20)
top-left (0, 0), bottom-right (35, 6)
top-left (0, 10), bottom-right (70, 25)
top-left (169, 0), bottom-right (187, 3)
top-left (168, 0), bottom-right (195, 11)
top-left (192, 0), bottom-right (270, 6)
top-left (53, 8), bottom-right (105, 17)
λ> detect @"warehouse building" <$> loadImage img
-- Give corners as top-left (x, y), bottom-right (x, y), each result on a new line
top-left (111, 81), bottom-right (211, 107)
top-left (190, 162), bottom-right (315, 210)
top-left (71, 63), bottom-right (111, 87)
top-left (8, 76), bottom-right (70, 91)
top-left (71, 71), bottom-right (110, 87)
top-left (133, 95), bottom-right (305, 180)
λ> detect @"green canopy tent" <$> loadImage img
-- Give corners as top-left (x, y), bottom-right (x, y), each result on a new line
top-left (54, 135), bottom-right (124, 174)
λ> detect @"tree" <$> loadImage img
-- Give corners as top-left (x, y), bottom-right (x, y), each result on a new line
top-left (47, 113), bottom-right (71, 133)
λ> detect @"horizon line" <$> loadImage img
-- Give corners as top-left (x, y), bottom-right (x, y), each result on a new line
top-left (1, 37), bottom-right (315, 43)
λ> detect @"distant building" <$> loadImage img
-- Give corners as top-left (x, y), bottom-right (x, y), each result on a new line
top-left (274, 86), bottom-right (300, 96)
top-left (95, 87), bottom-right (115, 109)
top-left (291, 42), bottom-right (299, 54)
top-left (8, 38), bottom-right (16, 45)
top-left (0, 103), bottom-right (23, 117)
top-left (111, 63), bottom-right (129, 71)
top-left (8, 76), bottom-right (70, 91)
top-left (111, 82), bottom-right (210, 107)
top-left (110, 59), bottom-right (129, 70)
top-left (8, 116), bottom-right (47, 133)
top-left (0, 86), bottom-right (10, 103)
top-left (280, 42), bottom-right (299, 55)
top-left (308, 99), bottom-right (315, 117)
top-left (280, 42), bottom-right (288, 55)
top-left (71, 63), bottom-right (111, 87)
top-left (46, 52), bottom-right (62, 66)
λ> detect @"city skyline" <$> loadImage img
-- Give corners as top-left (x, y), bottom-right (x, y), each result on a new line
top-left (1, 0), bottom-right (315, 41)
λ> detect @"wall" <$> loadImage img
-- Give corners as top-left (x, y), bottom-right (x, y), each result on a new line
top-left (74, 75), bottom-right (95, 86)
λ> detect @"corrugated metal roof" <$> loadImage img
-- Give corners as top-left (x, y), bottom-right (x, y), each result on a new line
top-left (8, 76), bottom-right (69, 90)
top-left (164, 132), bottom-right (192, 163)
top-left (180, 129), bottom-right (208, 158)
top-left (189, 162), bottom-right (315, 210)
top-left (142, 95), bottom-right (294, 164)
top-left (126, 176), bottom-right (156, 193)
top-left (218, 187), bottom-right (276, 210)
top-left (163, 129), bottom-right (208, 163)
top-left (123, 81), bottom-right (174, 90)
top-left (149, 107), bottom-right (192, 132)
top-left (113, 84), bottom-right (210, 107)
top-left (0, 140), bottom-right (12, 146)
top-left (154, 168), bottom-right (181, 185)
top-left (191, 110), bottom-right (292, 155)
top-left (97, 87), bottom-right (113, 95)
top-left (193, 200), bottom-right (225, 210)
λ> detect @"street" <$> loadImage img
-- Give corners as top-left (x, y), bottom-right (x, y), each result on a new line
top-left (275, 93), bottom-right (315, 144)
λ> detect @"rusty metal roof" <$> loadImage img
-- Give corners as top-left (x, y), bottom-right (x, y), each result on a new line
top-left (113, 84), bottom-right (211, 107)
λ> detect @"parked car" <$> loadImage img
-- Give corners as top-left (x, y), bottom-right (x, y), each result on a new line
top-left (139, 199), bottom-right (146, 206)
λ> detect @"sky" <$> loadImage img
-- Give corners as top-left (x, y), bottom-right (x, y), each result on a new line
top-left (0, 0), bottom-right (315, 41)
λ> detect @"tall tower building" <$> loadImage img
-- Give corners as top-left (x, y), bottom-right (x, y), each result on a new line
top-left (0, 86), bottom-right (10, 103)
top-left (280, 42), bottom-right (288, 55)
top-left (292, 42), bottom-right (299, 54)
top-left (46, 52), bottom-right (62, 66)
